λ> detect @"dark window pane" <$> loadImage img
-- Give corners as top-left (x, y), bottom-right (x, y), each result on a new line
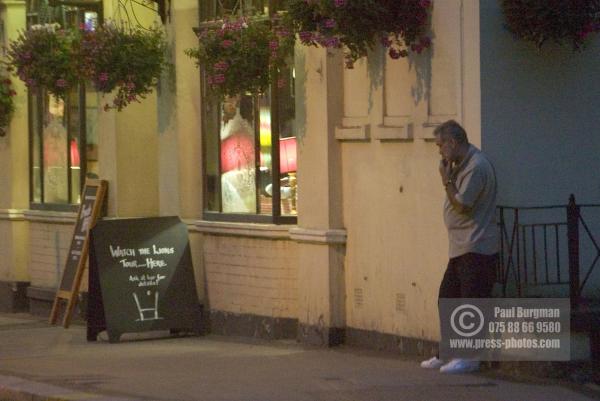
top-left (204, 98), bottom-right (221, 212)
top-left (85, 85), bottom-right (99, 180)
top-left (67, 86), bottom-right (82, 203)
top-left (31, 95), bottom-right (42, 203)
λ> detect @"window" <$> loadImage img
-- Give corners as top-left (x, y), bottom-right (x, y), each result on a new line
top-left (200, 0), bottom-right (297, 224)
top-left (27, 0), bottom-right (101, 210)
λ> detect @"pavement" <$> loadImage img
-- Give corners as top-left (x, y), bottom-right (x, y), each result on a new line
top-left (0, 313), bottom-right (598, 401)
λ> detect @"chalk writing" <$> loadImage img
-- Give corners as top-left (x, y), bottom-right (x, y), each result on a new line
top-left (133, 291), bottom-right (163, 321)
top-left (120, 259), bottom-right (142, 268)
top-left (128, 274), bottom-right (166, 287)
top-left (80, 203), bottom-right (93, 234)
top-left (109, 245), bottom-right (136, 258)
top-left (153, 245), bottom-right (174, 254)
top-left (146, 258), bottom-right (167, 269)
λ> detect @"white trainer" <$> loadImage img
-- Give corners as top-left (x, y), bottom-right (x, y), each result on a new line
top-left (439, 358), bottom-right (480, 374)
top-left (420, 356), bottom-right (444, 369)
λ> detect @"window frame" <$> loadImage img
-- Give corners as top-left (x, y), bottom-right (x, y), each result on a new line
top-left (26, 0), bottom-right (101, 211)
top-left (197, 0), bottom-right (297, 225)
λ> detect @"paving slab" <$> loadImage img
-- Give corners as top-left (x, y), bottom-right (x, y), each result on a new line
top-left (0, 314), bottom-right (597, 401)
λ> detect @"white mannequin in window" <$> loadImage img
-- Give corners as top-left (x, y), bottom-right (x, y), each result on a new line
top-left (220, 99), bottom-right (256, 213)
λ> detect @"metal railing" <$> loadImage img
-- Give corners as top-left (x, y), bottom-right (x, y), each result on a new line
top-left (497, 195), bottom-right (600, 308)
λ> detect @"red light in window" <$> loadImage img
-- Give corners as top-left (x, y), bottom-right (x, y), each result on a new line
top-left (279, 137), bottom-right (297, 174)
top-left (220, 132), bottom-right (255, 173)
top-left (70, 139), bottom-right (80, 167)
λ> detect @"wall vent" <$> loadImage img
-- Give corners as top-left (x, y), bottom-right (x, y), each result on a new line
top-left (395, 293), bottom-right (406, 312)
top-left (354, 288), bottom-right (364, 308)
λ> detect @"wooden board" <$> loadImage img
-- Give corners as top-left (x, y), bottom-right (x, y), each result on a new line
top-left (86, 216), bottom-right (202, 343)
top-left (49, 179), bottom-right (107, 327)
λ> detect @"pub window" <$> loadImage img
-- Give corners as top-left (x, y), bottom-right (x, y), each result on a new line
top-left (199, 0), bottom-right (297, 224)
top-left (27, 0), bottom-right (101, 210)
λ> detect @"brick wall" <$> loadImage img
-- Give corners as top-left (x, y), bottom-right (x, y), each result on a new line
top-left (203, 235), bottom-right (298, 319)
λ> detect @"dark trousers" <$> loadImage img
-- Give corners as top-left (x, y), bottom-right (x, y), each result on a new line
top-left (438, 252), bottom-right (498, 299)
top-left (437, 252), bottom-right (498, 358)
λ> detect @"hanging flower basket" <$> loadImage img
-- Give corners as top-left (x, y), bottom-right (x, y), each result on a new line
top-left (284, 0), bottom-right (432, 68)
top-left (79, 24), bottom-right (168, 111)
top-left (7, 23), bottom-right (80, 99)
top-left (0, 74), bottom-right (17, 137)
top-left (501, 0), bottom-right (600, 50)
top-left (185, 17), bottom-right (295, 98)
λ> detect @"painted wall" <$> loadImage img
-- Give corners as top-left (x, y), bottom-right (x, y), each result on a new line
top-left (0, 0), bottom-right (29, 282)
top-left (159, 0), bottom-right (202, 219)
top-left (339, 0), bottom-right (480, 341)
top-left (480, 0), bottom-right (600, 296)
top-left (480, 0), bottom-right (600, 207)
top-left (98, 0), bottom-right (160, 218)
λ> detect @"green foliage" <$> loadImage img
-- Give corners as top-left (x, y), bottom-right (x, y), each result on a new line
top-left (502, 0), bottom-right (600, 50)
top-left (7, 23), bottom-right (168, 111)
top-left (0, 74), bottom-right (17, 135)
top-left (284, 0), bottom-right (432, 67)
top-left (185, 17), bottom-right (295, 99)
top-left (79, 24), bottom-right (168, 111)
top-left (7, 24), bottom-right (80, 99)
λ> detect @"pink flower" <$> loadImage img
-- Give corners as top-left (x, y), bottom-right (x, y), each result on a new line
top-left (221, 39), bottom-right (234, 48)
top-left (325, 37), bottom-right (340, 47)
top-left (99, 72), bottom-right (109, 82)
top-left (299, 31), bottom-right (313, 42)
top-left (323, 19), bottom-right (336, 29)
top-left (55, 78), bottom-right (67, 88)
top-left (276, 28), bottom-right (291, 38)
top-left (269, 40), bottom-right (279, 50)
top-left (334, 0), bottom-right (346, 7)
top-left (419, 0), bottom-right (431, 8)
top-left (213, 74), bottom-right (225, 84)
top-left (214, 61), bottom-right (229, 71)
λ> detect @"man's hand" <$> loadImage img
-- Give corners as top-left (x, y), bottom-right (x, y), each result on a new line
top-left (439, 159), bottom-right (452, 185)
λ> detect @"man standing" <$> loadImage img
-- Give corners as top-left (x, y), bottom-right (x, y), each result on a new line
top-left (421, 120), bottom-right (499, 374)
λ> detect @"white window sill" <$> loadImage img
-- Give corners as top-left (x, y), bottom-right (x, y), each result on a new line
top-left (23, 210), bottom-right (77, 224)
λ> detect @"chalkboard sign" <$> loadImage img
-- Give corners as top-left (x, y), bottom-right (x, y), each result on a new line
top-left (50, 179), bottom-right (107, 328)
top-left (87, 216), bottom-right (202, 343)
